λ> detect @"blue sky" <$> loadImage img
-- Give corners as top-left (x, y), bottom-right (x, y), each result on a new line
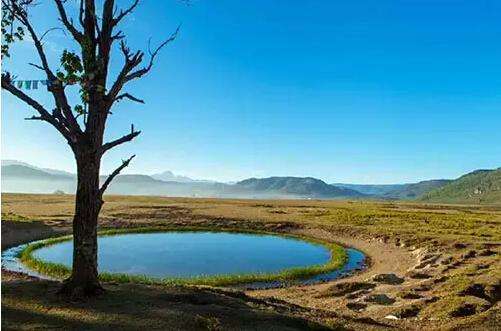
top-left (2, 0), bottom-right (501, 184)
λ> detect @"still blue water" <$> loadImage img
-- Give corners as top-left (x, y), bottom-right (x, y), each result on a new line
top-left (33, 232), bottom-right (332, 278)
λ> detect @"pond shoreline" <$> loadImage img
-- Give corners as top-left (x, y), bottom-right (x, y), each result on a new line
top-left (2, 226), bottom-right (367, 288)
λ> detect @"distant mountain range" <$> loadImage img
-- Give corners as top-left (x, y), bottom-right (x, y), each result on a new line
top-left (151, 170), bottom-right (215, 183)
top-left (1, 161), bottom-right (230, 198)
top-left (0, 162), bottom-right (362, 199)
top-left (2, 160), bottom-right (500, 203)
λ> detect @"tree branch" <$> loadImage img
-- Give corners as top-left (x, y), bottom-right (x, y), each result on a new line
top-left (54, 0), bottom-right (84, 43)
top-left (114, 92), bottom-right (144, 104)
top-left (40, 27), bottom-right (65, 42)
top-left (111, 30), bottom-right (124, 41)
top-left (4, 0), bottom-right (83, 136)
top-left (24, 115), bottom-right (44, 121)
top-left (99, 154), bottom-right (135, 196)
top-left (113, 0), bottom-right (139, 26)
top-left (98, 0), bottom-right (116, 70)
top-left (100, 125), bottom-right (141, 153)
top-left (104, 40), bottom-right (144, 105)
top-left (4, 1), bottom-right (53, 78)
top-left (125, 25), bottom-right (180, 82)
top-left (105, 26), bottom-right (179, 108)
top-left (1, 73), bottom-right (75, 142)
top-left (79, 0), bottom-right (84, 28)
top-left (28, 62), bottom-right (45, 71)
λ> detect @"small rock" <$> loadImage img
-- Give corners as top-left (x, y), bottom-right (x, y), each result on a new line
top-left (399, 291), bottom-right (423, 300)
top-left (462, 250), bottom-right (477, 259)
top-left (450, 304), bottom-right (476, 317)
top-left (318, 282), bottom-right (376, 297)
top-left (421, 253), bottom-right (434, 261)
top-left (345, 289), bottom-right (371, 299)
top-left (442, 266), bottom-right (452, 272)
top-left (433, 276), bottom-right (449, 284)
top-left (364, 294), bottom-right (396, 305)
top-left (407, 271), bottom-right (432, 279)
top-left (449, 298), bottom-right (491, 318)
top-left (440, 256), bottom-right (453, 265)
top-left (384, 315), bottom-right (399, 320)
top-left (422, 254), bottom-right (440, 264)
top-left (459, 284), bottom-right (487, 300)
top-left (346, 302), bottom-right (367, 311)
top-left (478, 249), bottom-right (496, 257)
top-left (424, 296), bottom-right (439, 304)
top-left (476, 264), bottom-right (490, 270)
top-left (414, 261), bottom-right (431, 269)
top-left (372, 273), bottom-right (405, 285)
top-left (413, 284), bottom-right (432, 292)
top-left (394, 305), bottom-right (421, 318)
top-left (485, 282), bottom-right (501, 302)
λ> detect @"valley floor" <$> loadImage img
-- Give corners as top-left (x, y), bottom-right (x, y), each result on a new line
top-left (1, 194), bottom-right (500, 330)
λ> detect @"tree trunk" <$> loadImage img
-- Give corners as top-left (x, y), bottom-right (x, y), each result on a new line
top-left (59, 150), bottom-right (104, 297)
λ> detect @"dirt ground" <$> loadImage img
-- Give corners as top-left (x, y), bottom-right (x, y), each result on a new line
top-left (2, 194), bottom-right (500, 330)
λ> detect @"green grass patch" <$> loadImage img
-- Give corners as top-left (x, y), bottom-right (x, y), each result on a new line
top-left (18, 226), bottom-right (348, 287)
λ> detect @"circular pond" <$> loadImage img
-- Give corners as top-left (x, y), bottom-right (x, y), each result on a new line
top-left (31, 231), bottom-right (334, 279)
top-left (2, 230), bottom-right (367, 287)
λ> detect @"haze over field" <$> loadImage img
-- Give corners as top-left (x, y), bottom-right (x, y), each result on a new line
top-left (3, 160), bottom-right (500, 203)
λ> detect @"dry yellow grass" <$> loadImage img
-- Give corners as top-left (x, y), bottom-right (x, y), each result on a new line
top-left (4, 193), bottom-right (500, 246)
top-left (2, 193), bottom-right (500, 330)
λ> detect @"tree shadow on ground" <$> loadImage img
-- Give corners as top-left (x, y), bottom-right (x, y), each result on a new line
top-left (2, 276), bottom-right (347, 330)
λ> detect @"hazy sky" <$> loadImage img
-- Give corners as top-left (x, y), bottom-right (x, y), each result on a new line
top-left (2, 0), bottom-right (501, 184)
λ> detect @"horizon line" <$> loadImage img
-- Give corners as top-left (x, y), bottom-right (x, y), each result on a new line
top-left (2, 158), bottom-right (493, 186)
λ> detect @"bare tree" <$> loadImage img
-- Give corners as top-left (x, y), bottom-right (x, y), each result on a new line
top-left (1, 0), bottom-right (178, 297)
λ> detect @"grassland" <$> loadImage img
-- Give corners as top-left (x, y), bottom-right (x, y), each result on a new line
top-left (2, 193), bottom-right (500, 330)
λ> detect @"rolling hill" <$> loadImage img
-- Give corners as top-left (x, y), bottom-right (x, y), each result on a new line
top-left (333, 183), bottom-right (403, 196)
top-left (334, 179), bottom-right (450, 199)
top-left (235, 177), bottom-right (365, 198)
top-left (1, 159), bottom-right (74, 177)
top-left (420, 168), bottom-right (501, 204)
top-left (383, 180), bottom-right (451, 199)
top-left (1, 164), bottom-right (75, 194)
top-left (2, 164), bottom-right (73, 180)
